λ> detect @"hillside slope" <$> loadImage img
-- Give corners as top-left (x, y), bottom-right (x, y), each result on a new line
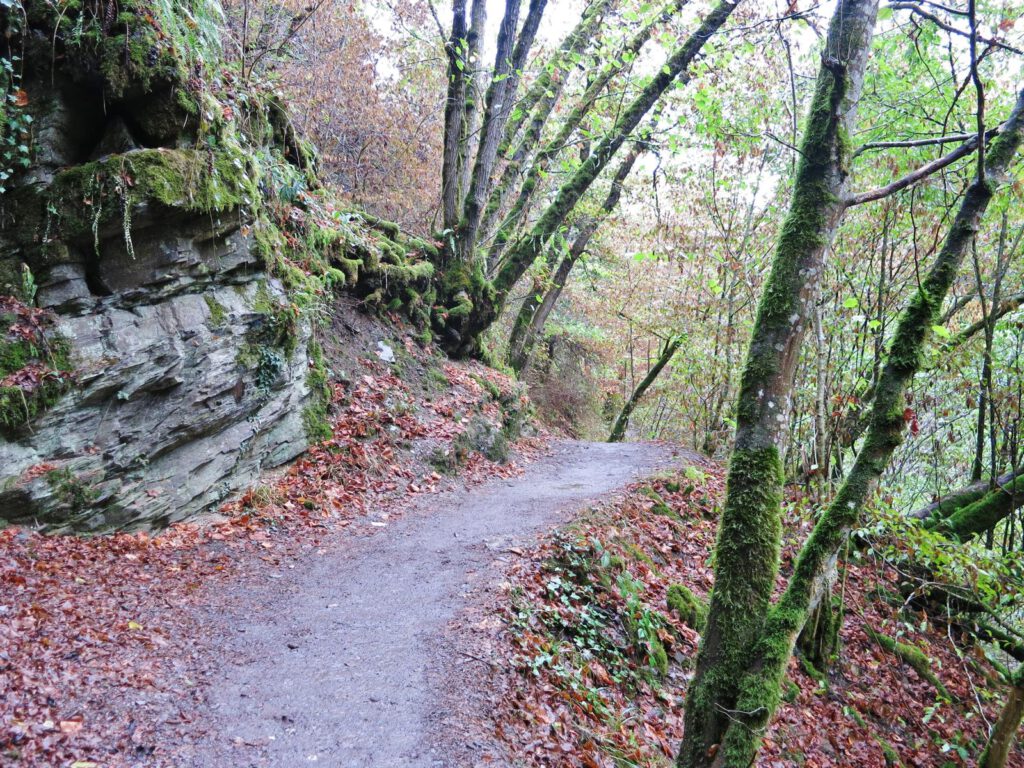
top-left (489, 468), bottom-right (1024, 767)
top-left (0, 1), bottom-right (436, 530)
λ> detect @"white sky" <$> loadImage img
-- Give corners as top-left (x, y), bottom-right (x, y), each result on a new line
top-left (489, 0), bottom-right (586, 44)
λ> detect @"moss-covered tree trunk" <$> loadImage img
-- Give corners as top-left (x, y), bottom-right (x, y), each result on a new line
top-left (507, 252), bottom-right (575, 374)
top-left (440, 0), bottom-right (471, 233)
top-left (481, 1), bottom-right (682, 275)
top-left (980, 665), bottom-right (1024, 768)
top-left (796, 573), bottom-right (841, 671)
top-left (441, 0), bottom-right (741, 358)
top-left (478, 0), bottom-right (615, 254)
top-left (507, 138), bottom-right (646, 373)
top-left (687, 88), bottom-right (1024, 768)
top-left (929, 470), bottom-right (1024, 541)
top-left (608, 335), bottom-right (683, 442)
top-left (911, 467), bottom-right (1021, 521)
top-left (455, 0), bottom-right (547, 263)
top-left (676, 0), bottom-right (879, 763)
top-left (438, 0), bottom-right (545, 256)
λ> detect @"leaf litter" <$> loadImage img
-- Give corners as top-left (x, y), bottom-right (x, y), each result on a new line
top-left (488, 465), bottom-right (1024, 767)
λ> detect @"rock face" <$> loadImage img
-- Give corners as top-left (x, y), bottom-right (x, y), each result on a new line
top-left (0, 238), bottom-right (312, 532)
top-left (0, 3), bottom-right (315, 531)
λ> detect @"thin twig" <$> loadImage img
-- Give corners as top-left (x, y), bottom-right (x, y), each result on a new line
top-left (425, 0), bottom-right (448, 42)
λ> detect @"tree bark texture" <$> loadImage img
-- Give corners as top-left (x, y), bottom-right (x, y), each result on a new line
top-left (457, 0), bottom-right (548, 262)
top-left (441, 0), bottom-right (470, 232)
top-left (981, 666), bottom-right (1024, 768)
top-left (482, 0), bottom-right (685, 273)
top-left (479, 0), bottom-right (615, 251)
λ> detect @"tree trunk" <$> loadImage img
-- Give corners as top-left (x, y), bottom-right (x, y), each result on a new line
top-left (482, 0), bottom-right (685, 274)
top-left (980, 666), bottom-right (1024, 768)
top-left (456, 0), bottom-right (548, 263)
top-left (444, 0), bottom-right (741, 358)
top-left (930, 471), bottom-right (1024, 541)
top-left (911, 467), bottom-right (1022, 522)
top-left (479, 0), bottom-right (614, 250)
top-left (507, 138), bottom-right (646, 372)
top-left (609, 336), bottom-right (683, 442)
top-left (508, 254), bottom-right (570, 373)
top-left (441, 0), bottom-right (470, 232)
top-left (689, 88), bottom-right (1024, 768)
top-left (796, 569), bottom-right (841, 671)
top-left (677, 0), bottom-right (880, 762)
top-left (455, 0), bottom-right (489, 210)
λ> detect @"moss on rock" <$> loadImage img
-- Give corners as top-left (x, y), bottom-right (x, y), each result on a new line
top-left (204, 294), bottom-right (228, 327)
top-left (302, 337), bottom-right (333, 443)
top-left (43, 147), bottom-right (254, 245)
top-left (0, 298), bottom-right (74, 436)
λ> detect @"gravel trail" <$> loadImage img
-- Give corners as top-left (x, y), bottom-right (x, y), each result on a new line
top-left (180, 440), bottom-right (678, 767)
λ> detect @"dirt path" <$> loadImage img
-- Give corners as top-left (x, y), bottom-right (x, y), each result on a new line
top-left (175, 440), bottom-right (677, 767)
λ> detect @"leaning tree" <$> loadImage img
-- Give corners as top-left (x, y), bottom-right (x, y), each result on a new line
top-left (674, 0), bottom-right (1024, 760)
top-left (428, 0), bottom-right (743, 358)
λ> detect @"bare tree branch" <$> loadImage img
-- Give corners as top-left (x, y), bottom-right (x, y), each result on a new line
top-left (888, 3), bottom-right (1024, 55)
top-left (852, 129), bottom-right (996, 157)
top-left (844, 131), bottom-right (990, 207)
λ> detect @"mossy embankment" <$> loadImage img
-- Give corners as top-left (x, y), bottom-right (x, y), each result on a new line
top-left (0, 297), bottom-right (74, 435)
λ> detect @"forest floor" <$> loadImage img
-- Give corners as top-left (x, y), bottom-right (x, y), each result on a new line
top-left (3, 309), bottom-right (1020, 767)
top-left (488, 467), bottom-right (1024, 768)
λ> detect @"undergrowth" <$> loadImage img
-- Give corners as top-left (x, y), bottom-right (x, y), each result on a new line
top-left (498, 465), bottom-right (1022, 767)
top-left (503, 469), bottom-right (719, 765)
top-left (0, 295), bottom-right (74, 435)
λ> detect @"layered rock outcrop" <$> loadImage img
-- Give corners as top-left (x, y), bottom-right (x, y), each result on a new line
top-left (0, 2), bottom-right (315, 530)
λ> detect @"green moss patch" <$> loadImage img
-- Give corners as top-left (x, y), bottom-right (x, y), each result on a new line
top-left (0, 297), bottom-right (74, 436)
top-left (302, 337), bottom-right (333, 443)
top-left (43, 148), bottom-right (255, 247)
top-left (203, 294), bottom-right (228, 327)
top-left (865, 627), bottom-right (953, 700)
top-left (667, 583), bottom-right (708, 631)
top-left (45, 467), bottom-right (100, 514)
